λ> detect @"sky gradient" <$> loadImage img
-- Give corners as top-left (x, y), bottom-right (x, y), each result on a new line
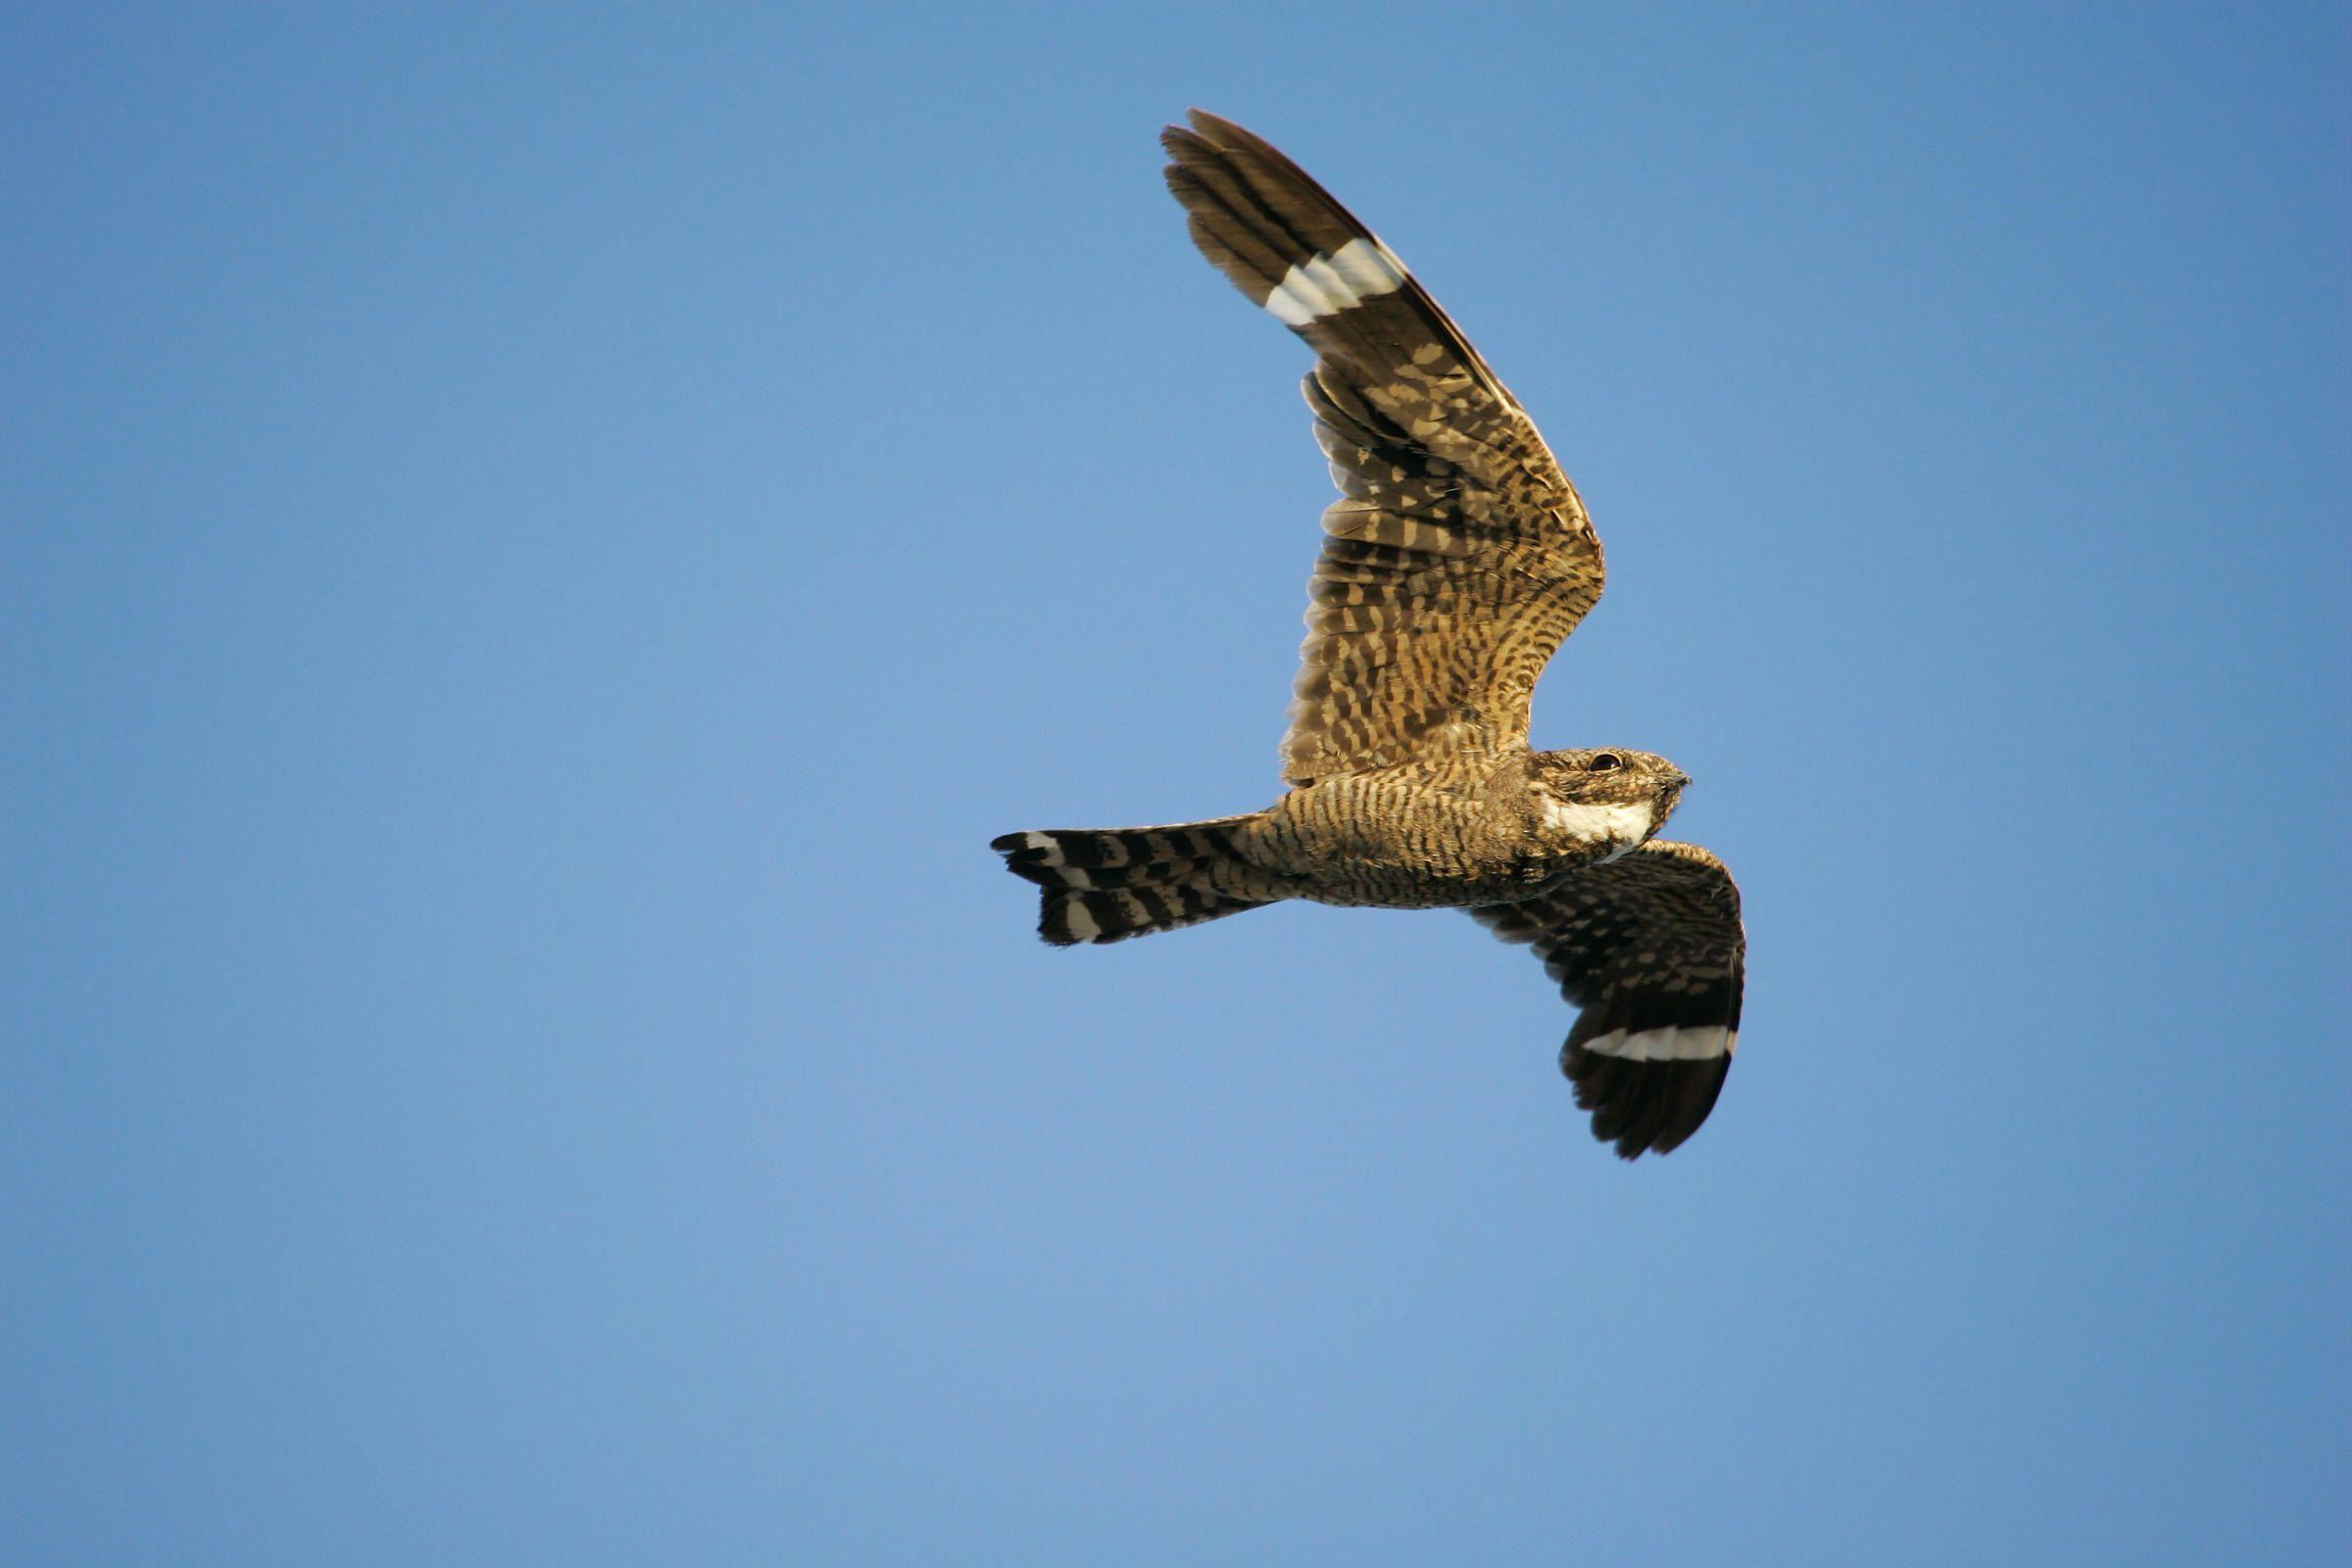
top-left (6, 5), bottom-right (2348, 1564)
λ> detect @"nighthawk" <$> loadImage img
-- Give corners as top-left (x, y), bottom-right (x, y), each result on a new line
top-left (993, 112), bottom-right (1746, 1158)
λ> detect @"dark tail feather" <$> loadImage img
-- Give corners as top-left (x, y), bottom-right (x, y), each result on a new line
top-left (990, 815), bottom-right (1282, 945)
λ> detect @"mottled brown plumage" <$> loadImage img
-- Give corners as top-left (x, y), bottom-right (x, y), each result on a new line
top-left (1162, 110), bottom-right (1601, 785)
top-left (992, 113), bottom-right (1748, 1159)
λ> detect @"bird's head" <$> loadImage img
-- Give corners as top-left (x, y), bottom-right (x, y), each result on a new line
top-left (1529, 749), bottom-right (1690, 859)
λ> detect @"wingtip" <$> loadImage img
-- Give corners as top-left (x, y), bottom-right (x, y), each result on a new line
top-left (1179, 108), bottom-right (1255, 145)
top-left (1566, 1041), bottom-right (1733, 1160)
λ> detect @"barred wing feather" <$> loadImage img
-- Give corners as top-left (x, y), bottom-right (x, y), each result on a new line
top-left (1161, 110), bottom-right (1604, 785)
top-left (1471, 842), bottom-right (1745, 1158)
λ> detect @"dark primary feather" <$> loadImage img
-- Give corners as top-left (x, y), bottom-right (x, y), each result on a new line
top-left (1472, 842), bottom-right (1746, 1157)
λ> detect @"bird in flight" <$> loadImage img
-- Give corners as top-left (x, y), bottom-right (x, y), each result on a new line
top-left (993, 112), bottom-right (1745, 1158)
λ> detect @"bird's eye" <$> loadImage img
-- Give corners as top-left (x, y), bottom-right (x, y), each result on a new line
top-left (1588, 753), bottom-right (1622, 771)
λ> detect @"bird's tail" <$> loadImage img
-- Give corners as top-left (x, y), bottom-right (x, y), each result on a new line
top-left (990, 814), bottom-right (1284, 945)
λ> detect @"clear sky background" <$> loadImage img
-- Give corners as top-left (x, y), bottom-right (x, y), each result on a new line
top-left (6, 5), bottom-right (2347, 1564)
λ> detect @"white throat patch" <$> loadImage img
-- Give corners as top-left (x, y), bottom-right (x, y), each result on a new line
top-left (1540, 799), bottom-right (1653, 862)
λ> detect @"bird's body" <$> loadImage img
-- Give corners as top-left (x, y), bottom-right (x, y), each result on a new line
top-left (993, 113), bottom-right (1749, 1158)
top-left (1236, 748), bottom-right (1683, 908)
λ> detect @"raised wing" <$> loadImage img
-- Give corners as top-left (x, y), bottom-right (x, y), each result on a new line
top-left (1161, 110), bottom-right (1603, 785)
top-left (1470, 842), bottom-right (1745, 1159)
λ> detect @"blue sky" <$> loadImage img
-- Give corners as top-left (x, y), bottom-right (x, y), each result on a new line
top-left (5, 4), bottom-right (2347, 1563)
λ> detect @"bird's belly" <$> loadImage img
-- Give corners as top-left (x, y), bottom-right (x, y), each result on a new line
top-left (1287, 860), bottom-right (1559, 909)
top-left (1238, 781), bottom-right (1558, 909)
